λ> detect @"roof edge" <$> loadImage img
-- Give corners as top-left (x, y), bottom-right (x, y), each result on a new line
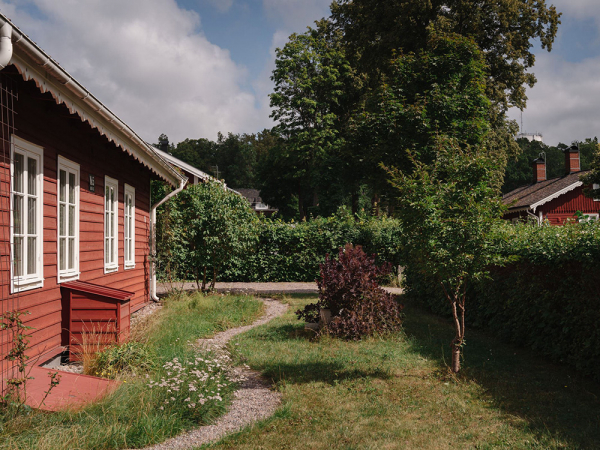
top-left (0, 13), bottom-right (186, 187)
top-left (530, 181), bottom-right (583, 212)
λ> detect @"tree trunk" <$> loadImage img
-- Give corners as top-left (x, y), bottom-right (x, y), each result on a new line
top-left (210, 266), bottom-right (218, 290)
top-left (201, 266), bottom-right (207, 292)
top-left (451, 342), bottom-right (461, 373)
top-left (372, 193), bottom-right (380, 216)
top-left (351, 192), bottom-right (359, 215)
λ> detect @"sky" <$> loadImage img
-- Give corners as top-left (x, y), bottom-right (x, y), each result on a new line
top-left (0, 0), bottom-right (597, 147)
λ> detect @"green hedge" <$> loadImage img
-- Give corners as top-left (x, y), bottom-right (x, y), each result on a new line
top-left (405, 221), bottom-right (600, 380)
top-left (221, 211), bottom-right (404, 282)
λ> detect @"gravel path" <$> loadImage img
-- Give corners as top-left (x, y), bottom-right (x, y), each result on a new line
top-left (141, 298), bottom-right (288, 450)
top-left (157, 281), bottom-right (403, 296)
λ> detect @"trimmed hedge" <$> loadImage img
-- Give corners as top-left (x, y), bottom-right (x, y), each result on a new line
top-left (405, 221), bottom-right (600, 380)
top-left (221, 211), bottom-right (403, 282)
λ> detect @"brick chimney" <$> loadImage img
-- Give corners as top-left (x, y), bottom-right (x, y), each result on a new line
top-left (563, 144), bottom-right (581, 175)
top-left (532, 156), bottom-right (546, 183)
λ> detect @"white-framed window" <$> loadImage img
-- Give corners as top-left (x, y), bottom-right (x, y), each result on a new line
top-left (104, 176), bottom-right (118, 273)
top-left (11, 136), bottom-right (44, 293)
top-left (579, 213), bottom-right (599, 223)
top-left (57, 156), bottom-right (80, 282)
top-left (124, 184), bottom-right (135, 269)
top-left (593, 183), bottom-right (599, 202)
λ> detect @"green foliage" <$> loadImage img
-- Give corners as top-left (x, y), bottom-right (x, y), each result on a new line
top-left (156, 181), bottom-right (259, 290)
top-left (406, 221), bottom-right (600, 380)
top-left (86, 341), bottom-right (155, 379)
top-left (222, 210), bottom-right (404, 282)
top-left (580, 139), bottom-right (600, 199)
top-left (331, 0), bottom-right (561, 112)
top-left (353, 33), bottom-right (493, 194)
top-left (269, 20), bottom-right (361, 219)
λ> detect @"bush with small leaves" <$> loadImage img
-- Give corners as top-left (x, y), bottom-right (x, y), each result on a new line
top-left (297, 244), bottom-right (403, 339)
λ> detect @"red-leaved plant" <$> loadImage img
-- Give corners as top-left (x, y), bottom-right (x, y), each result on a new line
top-left (296, 244), bottom-right (403, 339)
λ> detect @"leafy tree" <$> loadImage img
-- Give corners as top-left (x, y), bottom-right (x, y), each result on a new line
top-left (330, 0), bottom-right (561, 112)
top-left (580, 140), bottom-right (600, 200)
top-left (352, 33), bottom-right (493, 197)
top-left (171, 138), bottom-right (218, 175)
top-left (177, 182), bottom-right (258, 291)
top-left (270, 20), bottom-right (360, 219)
top-left (388, 138), bottom-right (507, 372)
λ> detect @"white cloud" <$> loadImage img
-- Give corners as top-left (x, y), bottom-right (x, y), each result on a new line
top-left (552, 0), bottom-right (600, 21)
top-left (263, 0), bottom-right (331, 32)
top-left (0, 0), bottom-right (270, 143)
top-left (204, 0), bottom-right (234, 13)
top-left (509, 52), bottom-right (600, 145)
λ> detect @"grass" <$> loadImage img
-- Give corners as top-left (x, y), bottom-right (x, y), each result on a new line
top-left (203, 294), bottom-right (600, 450)
top-left (0, 292), bottom-right (264, 450)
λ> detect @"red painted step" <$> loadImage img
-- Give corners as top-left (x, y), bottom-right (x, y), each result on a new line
top-left (24, 366), bottom-right (119, 411)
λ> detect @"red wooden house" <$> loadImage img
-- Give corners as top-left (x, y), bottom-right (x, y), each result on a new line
top-left (0, 14), bottom-right (187, 384)
top-left (503, 145), bottom-right (600, 225)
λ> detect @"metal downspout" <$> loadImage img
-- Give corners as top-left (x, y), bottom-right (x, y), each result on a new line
top-left (0, 23), bottom-right (13, 69)
top-left (149, 178), bottom-right (186, 301)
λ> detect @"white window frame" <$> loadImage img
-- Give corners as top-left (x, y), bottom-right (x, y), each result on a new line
top-left (57, 156), bottom-right (80, 283)
top-left (123, 184), bottom-right (135, 269)
top-left (579, 213), bottom-right (599, 223)
top-left (10, 136), bottom-right (44, 293)
top-left (593, 183), bottom-right (599, 202)
top-left (104, 176), bottom-right (119, 273)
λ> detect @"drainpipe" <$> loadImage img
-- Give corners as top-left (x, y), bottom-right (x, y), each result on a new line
top-left (149, 178), bottom-right (186, 301)
top-left (527, 210), bottom-right (541, 226)
top-left (0, 22), bottom-right (13, 69)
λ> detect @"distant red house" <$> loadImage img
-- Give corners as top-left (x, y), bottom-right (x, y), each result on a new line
top-left (0, 14), bottom-right (186, 385)
top-left (503, 145), bottom-right (599, 225)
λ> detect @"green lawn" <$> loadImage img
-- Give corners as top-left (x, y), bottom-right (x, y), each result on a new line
top-left (0, 293), bottom-right (264, 450)
top-left (204, 295), bottom-right (600, 450)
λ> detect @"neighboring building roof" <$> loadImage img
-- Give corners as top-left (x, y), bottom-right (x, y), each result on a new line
top-left (236, 188), bottom-right (278, 213)
top-left (236, 188), bottom-right (261, 203)
top-left (503, 170), bottom-right (589, 213)
top-left (152, 147), bottom-right (213, 182)
top-left (0, 13), bottom-right (186, 188)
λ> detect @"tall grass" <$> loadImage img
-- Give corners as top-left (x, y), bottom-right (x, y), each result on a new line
top-left (0, 292), bottom-right (263, 450)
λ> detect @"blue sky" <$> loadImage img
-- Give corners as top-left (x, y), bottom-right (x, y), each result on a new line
top-left (0, 0), bottom-right (598, 147)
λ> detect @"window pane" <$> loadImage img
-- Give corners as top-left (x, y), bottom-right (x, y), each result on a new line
top-left (13, 194), bottom-right (22, 234)
top-left (27, 197), bottom-right (36, 235)
top-left (69, 205), bottom-right (75, 236)
top-left (110, 237), bottom-right (114, 263)
top-left (110, 212), bottom-right (114, 238)
top-left (27, 236), bottom-right (36, 275)
top-left (59, 237), bottom-right (66, 271)
top-left (105, 239), bottom-right (109, 264)
top-left (68, 172), bottom-right (75, 204)
top-left (13, 237), bottom-right (22, 277)
top-left (105, 186), bottom-right (110, 208)
top-left (27, 157), bottom-right (37, 196)
top-left (59, 204), bottom-right (66, 236)
top-left (59, 170), bottom-right (66, 202)
top-left (68, 238), bottom-right (74, 270)
top-left (14, 153), bottom-right (23, 193)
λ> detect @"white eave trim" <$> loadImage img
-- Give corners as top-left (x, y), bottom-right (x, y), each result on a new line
top-left (530, 181), bottom-right (582, 213)
top-left (0, 14), bottom-right (186, 188)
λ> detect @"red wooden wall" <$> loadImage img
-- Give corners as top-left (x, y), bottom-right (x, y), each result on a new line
top-left (0, 69), bottom-right (157, 363)
top-left (539, 185), bottom-right (600, 225)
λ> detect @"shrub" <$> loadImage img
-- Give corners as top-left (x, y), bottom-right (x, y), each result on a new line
top-left (297, 244), bottom-right (403, 339)
top-left (405, 221), bottom-right (600, 380)
top-left (85, 341), bottom-right (155, 379)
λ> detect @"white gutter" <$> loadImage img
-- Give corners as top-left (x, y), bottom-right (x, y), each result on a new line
top-left (149, 178), bottom-right (187, 301)
top-left (0, 22), bottom-right (12, 69)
